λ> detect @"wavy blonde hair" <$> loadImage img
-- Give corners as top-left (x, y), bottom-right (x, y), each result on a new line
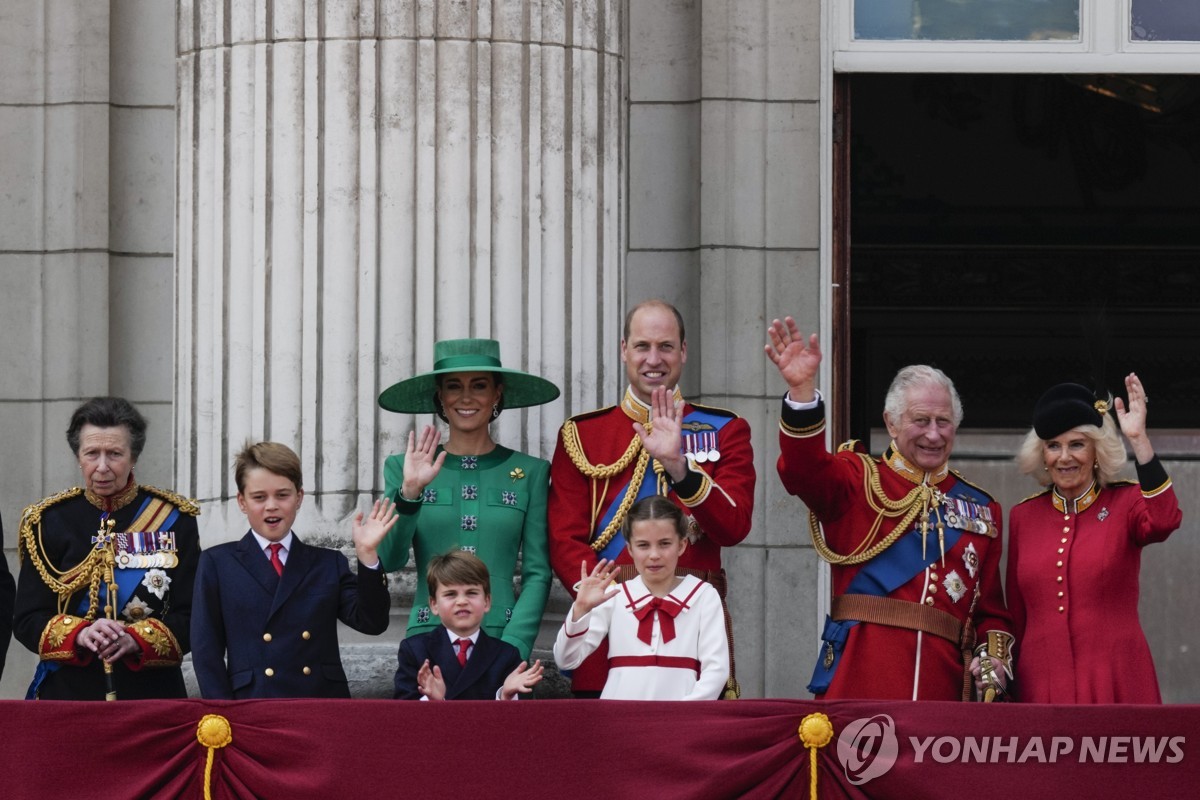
top-left (1016, 413), bottom-right (1127, 488)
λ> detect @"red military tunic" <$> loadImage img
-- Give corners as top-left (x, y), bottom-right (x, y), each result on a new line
top-left (777, 396), bottom-right (1011, 701)
top-left (1006, 458), bottom-right (1181, 703)
top-left (549, 387), bottom-right (755, 693)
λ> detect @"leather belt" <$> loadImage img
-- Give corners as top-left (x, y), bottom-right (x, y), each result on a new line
top-left (831, 593), bottom-right (964, 645)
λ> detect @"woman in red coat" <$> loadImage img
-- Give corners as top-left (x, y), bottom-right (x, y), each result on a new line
top-left (1006, 374), bottom-right (1181, 703)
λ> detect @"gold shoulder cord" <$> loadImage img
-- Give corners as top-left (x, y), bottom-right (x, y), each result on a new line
top-left (561, 419), bottom-right (653, 553)
top-left (808, 452), bottom-right (936, 566)
top-left (19, 488), bottom-right (107, 619)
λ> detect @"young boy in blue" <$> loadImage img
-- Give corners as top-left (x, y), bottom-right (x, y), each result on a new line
top-left (395, 550), bottom-right (544, 700)
top-left (191, 441), bottom-right (396, 698)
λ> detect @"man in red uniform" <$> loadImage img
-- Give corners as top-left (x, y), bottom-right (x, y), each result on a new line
top-left (766, 316), bottom-right (1013, 700)
top-left (548, 300), bottom-right (755, 696)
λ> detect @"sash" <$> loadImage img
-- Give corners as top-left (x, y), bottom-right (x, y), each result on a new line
top-left (593, 408), bottom-right (733, 561)
top-left (27, 495), bottom-right (181, 699)
top-left (806, 480), bottom-right (992, 694)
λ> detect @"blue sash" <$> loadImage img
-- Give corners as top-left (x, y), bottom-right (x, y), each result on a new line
top-left (807, 480), bottom-right (992, 694)
top-left (593, 408), bottom-right (732, 561)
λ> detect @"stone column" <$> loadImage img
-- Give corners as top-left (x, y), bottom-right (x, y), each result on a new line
top-left (176, 0), bottom-right (623, 542)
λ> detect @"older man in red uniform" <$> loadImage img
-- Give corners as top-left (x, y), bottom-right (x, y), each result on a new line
top-left (549, 300), bottom-right (755, 696)
top-left (766, 316), bottom-right (1012, 701)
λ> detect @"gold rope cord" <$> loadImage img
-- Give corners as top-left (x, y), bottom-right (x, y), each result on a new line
top-left (561, 419), bottom-right (657, 553)
top-left (19, 489), bottom-right (108, 619)
top-left (197, 714), bottom-right (233, 800)
top-left (799, 712), bottom-right (834, 798)
top-left (808, 452), bottom-right (936, 566)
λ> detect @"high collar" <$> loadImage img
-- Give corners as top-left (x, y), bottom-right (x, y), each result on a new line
top-left (883, 442), bottom-right (949, 486)
top-left (620, 385), bottom-right (685, 426)
top-left (1051, 480), bottom-right (1101, 514)
top-left (84, 478), bottom-right (139, 513)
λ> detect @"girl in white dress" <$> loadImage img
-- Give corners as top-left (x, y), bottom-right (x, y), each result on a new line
top-left (553, 496), bottom-right (729, 700)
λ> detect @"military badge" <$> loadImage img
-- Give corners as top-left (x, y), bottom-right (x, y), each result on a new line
top-left (962, 542), bottom-right (979, 579)
top-left (1098, 507), bottom-right (1109, 522)
top-left (943, 570), bottom-right (967, 603)
top-left (122, 597), bottom-right (153, 621)
top-left (509, 467), bottom-right (525, 482)
top-left (141, 569), bottom-right (171, 600)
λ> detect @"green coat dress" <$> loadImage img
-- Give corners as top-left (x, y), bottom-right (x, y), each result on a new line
top-left (380, 446), bottom-right (551, 660)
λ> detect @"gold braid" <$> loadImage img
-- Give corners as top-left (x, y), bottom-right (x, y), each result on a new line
top-left (808, 452), bottom-right (937, 566)
top-left (561, 419), bottom-right (656, 553)
top-left (19, 488), bottom-right (108, 619)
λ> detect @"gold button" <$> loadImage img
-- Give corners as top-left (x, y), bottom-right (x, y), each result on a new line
top-left (928, 585), bottom-right (938, 594)
top-left (1057, 548), bottom-right (1064, 554)
top-left (1058, 591), bottom-right (1064, 597)
top-left (63, 617), bottom-right (73, 624)
top-left (1057, 576), bottom-right (1063, 583)
top-left (1062, 527), bottom-right (1070, 533)
top-left (1063, 515), bottom-right (1070, 521)
top-left (144, 627), bottom-right (153, 635)
top-left (1061, 537), bottom-right (1068, 544)
top-left (265, 668), bottom-right (275, 677)
top-left (1056, 561), bottom-right (1063, 567)
top-left (929, 572), bottom-right (938, 581)
top-left (924, 597), bottom-right (934, 606)
top-left (303, 667), bottom-right (311, 676)
top-left (302, 631), bottom-right (311, 640)
top-left (1058, 607), bottom-right (1064, 613)
top-left (263, 633), bottom-right (272, 642)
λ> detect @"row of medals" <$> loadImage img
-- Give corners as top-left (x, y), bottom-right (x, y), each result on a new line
top-left (683, 431), bottom-right (721, 463)
top-left (116, 532), bottom-right (179, 570)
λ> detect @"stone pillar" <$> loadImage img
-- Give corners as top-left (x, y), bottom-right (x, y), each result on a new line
top-left (176, 0), bottom-right (623, 542)
top-left (626, 0), bottom-right (825, 697)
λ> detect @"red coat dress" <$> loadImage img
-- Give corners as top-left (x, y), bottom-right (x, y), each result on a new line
top-left (1006, 458), bottom-right (1181, 703)
top-left (548, 387), bottom-right (755, 693)
top-left (777, 397), bottom-right (1011, 701)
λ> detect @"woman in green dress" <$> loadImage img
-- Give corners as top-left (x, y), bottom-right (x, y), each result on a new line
top-left (377, 339), bottom-right (559, 660)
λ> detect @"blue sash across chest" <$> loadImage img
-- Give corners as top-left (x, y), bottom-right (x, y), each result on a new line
top-left (593, 408), bottom-right (732, 561)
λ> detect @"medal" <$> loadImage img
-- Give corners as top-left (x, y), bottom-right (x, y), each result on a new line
top-left (706, 431), bottom-right (720, 462)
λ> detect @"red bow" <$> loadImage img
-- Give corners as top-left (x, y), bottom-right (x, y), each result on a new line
top-left (633, 596), bottom-right (684, 645)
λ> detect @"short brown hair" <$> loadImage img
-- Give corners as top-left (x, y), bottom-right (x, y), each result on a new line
top-left (426, 550), bottom-right (491, 598)
top-left (623, 299), bottom-right (686, 343)
top-left (621, 495), bottom-right (687, 541)
top-left (234, 441), bottom-right (303, 493)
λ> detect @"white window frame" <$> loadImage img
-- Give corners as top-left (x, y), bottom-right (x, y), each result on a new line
top-left (833, 0), bottom-right (1200, 74)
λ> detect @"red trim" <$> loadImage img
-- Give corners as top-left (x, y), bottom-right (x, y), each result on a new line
top-left (565, 627), bottom-right (589, 639)
top-left (608, 655), bottom-right (700, 676)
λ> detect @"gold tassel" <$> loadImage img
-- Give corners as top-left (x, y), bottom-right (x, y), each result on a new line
top-left (196, 714), bottom-right (233, 800)
top-left (799, 712), bottom-right (834, 798)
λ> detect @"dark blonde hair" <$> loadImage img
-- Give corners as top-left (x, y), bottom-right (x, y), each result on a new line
top-left (235, 441), bottom-right (303, 493)
top-left (426, 550), bottom-right (491, 597)
top-left (622, 495), bottom-right (687, 542)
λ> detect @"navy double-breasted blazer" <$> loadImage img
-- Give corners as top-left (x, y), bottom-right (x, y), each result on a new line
top-left (395, 626), bottom-right (522, 700)
top-left (192, 532), bottom-right (390, 699)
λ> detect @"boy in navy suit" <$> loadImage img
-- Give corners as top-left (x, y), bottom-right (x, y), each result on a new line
top-left (395, 551), bottom-right (543, 700)
top-left (191, 441), bottom-right (396, 698)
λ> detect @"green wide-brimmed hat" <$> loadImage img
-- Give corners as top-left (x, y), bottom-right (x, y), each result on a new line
top-left (378, 338), bottom-right (560, 413)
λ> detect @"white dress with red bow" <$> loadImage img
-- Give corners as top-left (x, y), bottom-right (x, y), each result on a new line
top-left (553, 574), bottom-right (729, 700)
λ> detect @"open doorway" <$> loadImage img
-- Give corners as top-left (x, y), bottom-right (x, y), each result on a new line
top-left (841, 73), bottom-right (1200, 440)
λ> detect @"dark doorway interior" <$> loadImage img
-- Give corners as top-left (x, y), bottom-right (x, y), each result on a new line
top-left (848, 74), bottom-right (1200, 440)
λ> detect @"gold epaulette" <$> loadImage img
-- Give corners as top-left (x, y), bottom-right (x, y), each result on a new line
top-left (565, 404), bottom-right (617, 424)
top-left (1017, 487), bottom-right (1052, 504)
top-left (1110, 478), bottom-right (1137, 488)
top-left (17, 487), bottom-right (85, 562)
top-left (836, 439), bottom-right (867, 454)
top-left (949, 470), bottom-right (997, 503)
top-left (140, 484), bottom-right (201, 516)
top-left (687, 401), bottom-right (740, 419)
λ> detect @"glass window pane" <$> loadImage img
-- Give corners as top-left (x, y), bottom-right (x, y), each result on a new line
top-left (1131, 0), bottom-right (1200, 42)
top-left (855, 0), bottom-right (1080, 41)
